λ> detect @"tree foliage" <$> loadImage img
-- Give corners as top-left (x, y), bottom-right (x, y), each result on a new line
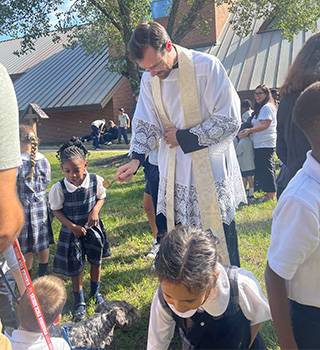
top-left (1, 0), bottom-right (320, 92)
top-left (220, 0), bottom-right (320, 40)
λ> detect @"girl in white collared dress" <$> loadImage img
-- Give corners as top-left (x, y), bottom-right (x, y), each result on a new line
top-left (148, 226), bottom-right (271, 350)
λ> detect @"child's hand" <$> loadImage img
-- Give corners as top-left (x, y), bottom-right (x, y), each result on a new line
top-left (71, 225), bottom-right (86, 238)
top-left (86, 210), bottom-right (99, 227)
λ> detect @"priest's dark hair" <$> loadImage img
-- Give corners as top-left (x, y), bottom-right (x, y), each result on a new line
top-left (129, 22), bottom-right (170, 61)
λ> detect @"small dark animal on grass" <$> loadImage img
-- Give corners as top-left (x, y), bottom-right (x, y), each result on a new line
top-left (49, 300), bottom-right (140, 349)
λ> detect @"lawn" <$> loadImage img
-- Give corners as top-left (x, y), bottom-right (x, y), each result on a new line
top-left (43, 150), bottom-right (279, 349)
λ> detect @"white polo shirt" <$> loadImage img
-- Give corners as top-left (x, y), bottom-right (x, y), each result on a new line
top-left (268, 151), bottom-right (320, 308)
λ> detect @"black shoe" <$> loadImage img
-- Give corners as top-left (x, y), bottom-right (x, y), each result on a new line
top-left (102, 248), bottom-right (112, 258)
top-left (73, 302), bottom-right (86, 322)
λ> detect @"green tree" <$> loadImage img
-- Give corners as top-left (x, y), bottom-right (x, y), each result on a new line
top-left (222, 0), bottom-right (320, 40)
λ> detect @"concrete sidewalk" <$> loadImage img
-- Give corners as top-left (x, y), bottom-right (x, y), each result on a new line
top-left (39, 142), bottom-right (130, 153)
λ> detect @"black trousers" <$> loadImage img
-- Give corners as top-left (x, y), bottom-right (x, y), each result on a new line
top-left (290, 300), bottom-right (320, 349)
top-left (254, 148), bottom-right (276, 193)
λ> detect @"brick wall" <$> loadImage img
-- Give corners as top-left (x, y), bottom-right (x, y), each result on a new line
top-left (35, 100), bottom-right (114, 143)
top-left (112, 78), bottom-right (134, 132)
top-left (156, 2), bottom-right (230, 48)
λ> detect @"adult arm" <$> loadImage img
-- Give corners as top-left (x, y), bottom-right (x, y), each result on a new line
top-left (0, 64), bottom-right (24, 253)
top-left (240, 119), bottom-right (271, 138)
top-left (0, 168), bottom-right (24, 253)
top-left (115, 159), bottom-right (141, 182)
top-left (265, 263), bottom-right (298, 349)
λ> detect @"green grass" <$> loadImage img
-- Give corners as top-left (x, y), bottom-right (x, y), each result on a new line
top-left (41, 150), bottom-right (279, 349)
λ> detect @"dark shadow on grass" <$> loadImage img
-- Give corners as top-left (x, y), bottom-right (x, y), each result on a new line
top-left (103, 221), bottom-right (151, 248)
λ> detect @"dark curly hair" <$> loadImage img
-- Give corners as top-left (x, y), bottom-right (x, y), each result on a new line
top-left (56, 137), bottom-right (89, 163)
top-left (155, 226), bottom-right (219, 293)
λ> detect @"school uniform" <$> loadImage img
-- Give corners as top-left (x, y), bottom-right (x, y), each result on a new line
top-left (148, 263), bottom-right (271, 349)
top-left (235, 137), bottom-right (255, 177)
top-left (49, 172), bottom-right (108, 277)
top-left (268, 151), bottom-right (320, 349)
top-left (16, 153), bottom-right (53, 254)
top-left (6, 329), bottom-right (70, 350)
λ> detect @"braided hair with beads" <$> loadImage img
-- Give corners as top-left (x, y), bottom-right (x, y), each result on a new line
top-left (56, 137), bottom-right (90, 164)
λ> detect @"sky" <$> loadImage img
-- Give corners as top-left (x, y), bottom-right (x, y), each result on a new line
top-left (0, 1), bottom-right (73, 42)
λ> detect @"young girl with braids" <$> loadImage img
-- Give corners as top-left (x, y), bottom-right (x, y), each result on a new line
top-left (149, 225), bottom-right (271, 350)
top-left (49, 137), bottom-right (109, 322)
top-left (17, 125), bottom-right (53, 277)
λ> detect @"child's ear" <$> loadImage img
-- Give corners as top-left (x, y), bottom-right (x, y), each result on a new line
top-left (53, 314), bottom-right (61, 325)
top-left (84, 161), bottom-right (89, 169)
top-left (215, 270), bottom-right (221, 280)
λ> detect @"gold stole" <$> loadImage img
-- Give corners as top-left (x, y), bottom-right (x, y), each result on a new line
top-left (151, 45), bottom-right (230, 264)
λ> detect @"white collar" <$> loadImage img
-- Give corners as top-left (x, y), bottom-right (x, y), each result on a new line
top-left (21, 152), bottom-right (44, 161)
top-left (167, 263), bottom-right (230, 318)
top-left (304, 151), bottom-right (320, 184)
top-left (63, 171), bottom-right (90, 193)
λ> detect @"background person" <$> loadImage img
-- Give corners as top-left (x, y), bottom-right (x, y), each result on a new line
top-left (17, 125), bottom-right (53, 277)
top-left (241, 99), bottom-right (253, 123)
top-left (117, 108), bottom-right (130, 145)
top-left (276, 33), bottom-right (320, 198)
top-left (102, 120), bottom-right (118, 145)
top-left (91, 119), bottom-right (105, 150)
top-left (236, 123), bottom-right (255, 200)
top-left (240, 84), bottom-right (277, 201)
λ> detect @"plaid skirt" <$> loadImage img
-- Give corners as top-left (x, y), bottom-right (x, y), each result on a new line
top-left (18, 198), bottom-right (53, 254)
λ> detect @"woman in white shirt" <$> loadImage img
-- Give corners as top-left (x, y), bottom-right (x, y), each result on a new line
top-left (240, 85), bottom-right (277, 201)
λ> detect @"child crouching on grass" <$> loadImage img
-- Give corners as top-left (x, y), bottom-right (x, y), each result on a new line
top-left (49, 137), bottom-right (110, 322)
top-left (148, 225), bottom-right (271, 349)
top-left (6, 275), bottom-right (70, 349)
top-left (265, 82), bottom-right (320, 349)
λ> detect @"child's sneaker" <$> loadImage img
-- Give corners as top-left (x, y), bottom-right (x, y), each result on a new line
top-left (73, 302), bottom-right (86, 322)
top-left (247, 194), bottom-right (255, 200)
top-left (93, 293), bottom-right (104, 305)
top-left (147, 243), bottom-right (160, 259)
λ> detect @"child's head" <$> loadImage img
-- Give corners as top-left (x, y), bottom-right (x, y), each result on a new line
top-left (18, 275), bottom-right (67, 331)
top-left (19, 125), bottom-right (39, 179)
top-left (293, 82), bottom-right (320, 149)
top-left (119, 108), bottom-right (124, 114)
top-left (238, 122), bottom-right (252, 139)
top-left (241, 99), bottom-right (252, 114)
top-left (155, 226), bottom-right (219, 312)
top-left (56, 137), bottom-right (89, 186)
top-left (108, 120), bottom-right (115, 128)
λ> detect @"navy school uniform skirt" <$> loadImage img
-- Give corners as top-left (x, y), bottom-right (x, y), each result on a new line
top-left (158, 266), bottom-right (267, 349)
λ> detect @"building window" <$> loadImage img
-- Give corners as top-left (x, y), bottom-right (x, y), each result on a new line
top-left (151, 0), bottom-right (171, 19)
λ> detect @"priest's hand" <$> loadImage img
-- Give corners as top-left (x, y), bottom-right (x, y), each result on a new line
top-left (115, 159), bottom-right (140, 182)
top-left (164, 127), bottom-right (179, 148)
